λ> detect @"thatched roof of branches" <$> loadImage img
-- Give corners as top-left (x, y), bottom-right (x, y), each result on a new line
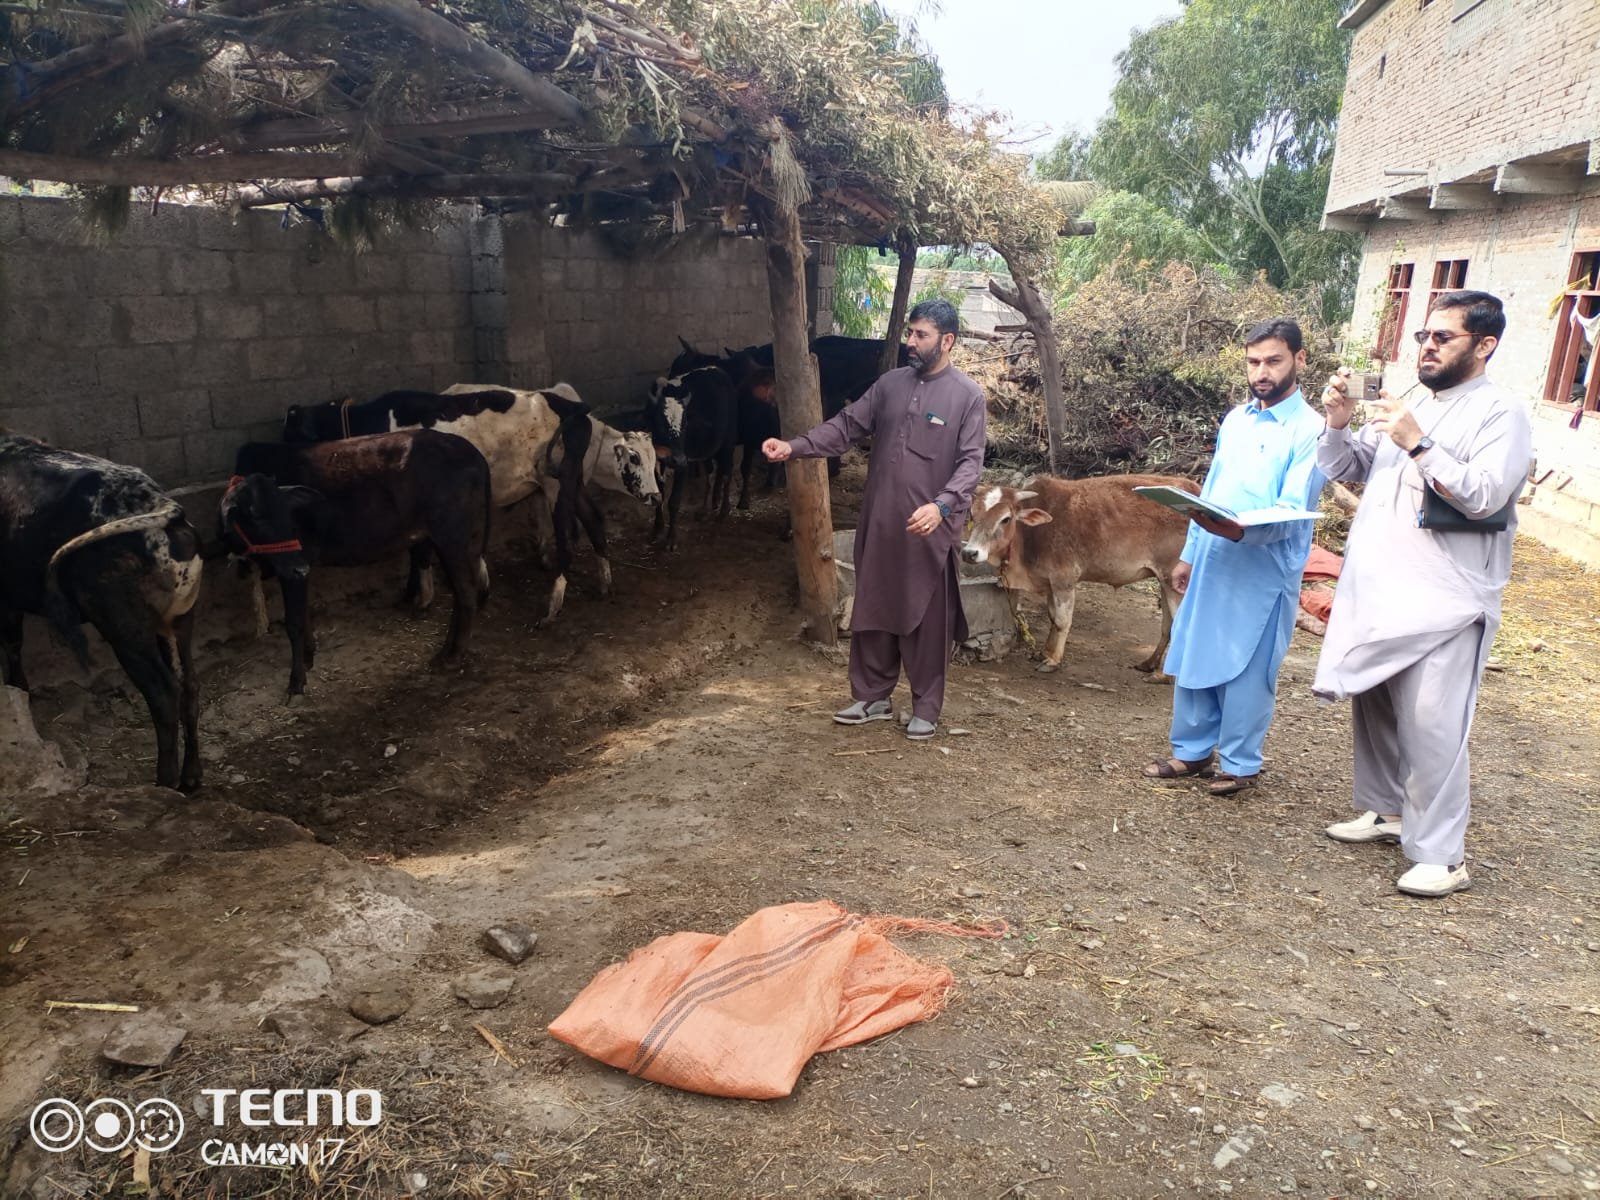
top-left (0, 0), bottom-right (1074, 265)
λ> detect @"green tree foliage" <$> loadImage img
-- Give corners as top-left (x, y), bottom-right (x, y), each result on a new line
top-left (1090, 0), bottom-right (1358, 320)
top-left (833, 244), bottom-right (891, 338)
top-left (915, 246), bottom-right (1005, 272)
top-left (1056, 191), bottom-right (1225, 292)
top-left (1033, 129), bottom-right (1092, 183)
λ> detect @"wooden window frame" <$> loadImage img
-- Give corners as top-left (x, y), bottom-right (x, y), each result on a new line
top-left (1378, 262), bottom-right (1414, 361)
top-left (1543, 249), bottom-right (1600, 413)
top-left (1427, 258), bottom-right (1469, 313)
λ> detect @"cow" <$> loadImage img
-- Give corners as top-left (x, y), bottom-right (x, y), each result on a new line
top-left (692, 334), bottom-right (911, 478)
top-left (223, 430), bottom-right (491, 697)
top-left (283, 384), bottom-right (659, 623)
top-left (644, 365), bottom-right (739, 551)
top-left (665, 340), bottom-right (780, 508)
top-left (959, 474), bottom-right (1200, 676)
top-left (0, 433), bottom-right (203, 790)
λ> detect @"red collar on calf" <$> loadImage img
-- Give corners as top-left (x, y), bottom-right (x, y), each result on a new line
top-left (222, 474), bottom-right (304, 556)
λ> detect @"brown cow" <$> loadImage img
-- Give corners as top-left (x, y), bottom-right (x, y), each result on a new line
top-left (960, 474), bottom-right (1200, 675)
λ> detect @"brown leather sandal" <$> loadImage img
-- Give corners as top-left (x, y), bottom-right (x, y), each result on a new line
top-left (1208, 772), bottom-right (1259, 796)
top-left (1142, 754), bottom-right (1216, 780)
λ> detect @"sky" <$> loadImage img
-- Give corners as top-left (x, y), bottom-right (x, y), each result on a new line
top-left (878, 0), bottom-right (1185, 157)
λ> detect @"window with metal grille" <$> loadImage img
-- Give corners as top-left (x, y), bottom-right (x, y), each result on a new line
top-left (1544, 250), bottom-right (1600, 413)
top-left (1427, 259), bottom-right (1469, 313)
top-left (1378, 263), bottom-right (1414, 361)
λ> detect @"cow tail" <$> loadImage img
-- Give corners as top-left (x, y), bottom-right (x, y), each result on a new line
top-left (478, 456), bottom-right (493, 606)
top-left (44, 504), bottom-right (184, 668)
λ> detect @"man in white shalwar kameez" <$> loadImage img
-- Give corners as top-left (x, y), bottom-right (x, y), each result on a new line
top-left (1314, 291), bottom-right (1531, 897)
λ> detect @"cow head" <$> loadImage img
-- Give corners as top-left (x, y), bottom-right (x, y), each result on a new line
top-left (596, 427), bottom-right (662, 505)
top-left (647, 376), bottom-right (688, 469)
top-left (281, 402), bottom-right (330, 443)
top-left (668, 336), bottom-right (719, 380)
top-left (219, 474), bottom-right (317, 579)
top-left (961, 485), bottom-right (1050, 567)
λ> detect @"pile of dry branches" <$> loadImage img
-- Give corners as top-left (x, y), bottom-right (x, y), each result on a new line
top-left (970, 262), bottom-right (1342, 479)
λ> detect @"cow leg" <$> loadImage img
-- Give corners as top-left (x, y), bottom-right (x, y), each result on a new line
top-left (279, 576), bottom-right (312, 697)
top-left (715, 447), bottom-right (735, 520)
top-left (1139, 577), bottom-right (1182, 680)
top-left (528, 489), bottom-right (556, 571)
top-left (0, 606), bottom-right (27, 692)
top-left (738, 443), bottom-right (757, 511)
top-left (105, 623), bottom-right (183, 790)
top-left (656, 470), bottom-right (688, 553)
top-left (1038, 581), bottom-right (1078, 672)
top-left (431, 546), bottom-right (477, 670)
top-left (540, 476), bottom-right (580, 626)
top-left (574, 488), bottom-right (611, 598)
top-left (173, 608), bottom-right (203, 790)
top-left (403, 543), bottom-right (436, 610)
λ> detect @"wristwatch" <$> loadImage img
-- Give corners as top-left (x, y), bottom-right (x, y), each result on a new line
top-left (935, 499), bottom-right (952, 519)
top-left (1408, 436), bottom-right (1434, 460)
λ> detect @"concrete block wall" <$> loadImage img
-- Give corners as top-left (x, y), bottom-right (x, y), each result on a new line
top-left (1343, 193), bottom-right (1600, 564)
top-left (1, 197), bottom-right (777, 484)
top-left (0, 196), bottom-right (478, 485)
top-left (1327, 0), bottom-right (1600, 213)
top-left (500, 222), bottom-right (773, 414)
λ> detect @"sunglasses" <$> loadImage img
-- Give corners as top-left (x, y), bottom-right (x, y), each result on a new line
top-left (1412, 329), bottom-right (1482, 346)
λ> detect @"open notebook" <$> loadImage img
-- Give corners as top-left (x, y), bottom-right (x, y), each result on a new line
top-left (1133, 484), bottom-right (1322, 528)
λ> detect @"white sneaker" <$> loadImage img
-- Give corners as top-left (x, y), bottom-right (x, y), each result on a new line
top-left (834, 699), bottom-right (894, 725)
top-left (1326, 810), bottom-right (1403, 844)
top-left (1396, 862), bottom-right (1471, 897)
top-left (905, 716), bottom-right (936, 740)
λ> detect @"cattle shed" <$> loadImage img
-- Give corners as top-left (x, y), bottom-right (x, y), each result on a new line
top-left (0, 195), bottom-right (783, 485)
top-left (0, 0), bottom-right (1080, 644)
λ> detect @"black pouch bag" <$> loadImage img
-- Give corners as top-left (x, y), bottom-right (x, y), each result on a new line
top-left (1417, 486), bottom-right (1514, 532)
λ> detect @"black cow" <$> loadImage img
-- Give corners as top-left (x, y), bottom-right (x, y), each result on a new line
top-left (641, 366), bottom-right (739, 551)
top-left (666, 341), bottom-right (780, 510)
top-left (681, 334), bottom-right (910, 478)
top-left (223, 430), bottom-right (491, 696)
top-left (0, 433), bottom-right (203, 790)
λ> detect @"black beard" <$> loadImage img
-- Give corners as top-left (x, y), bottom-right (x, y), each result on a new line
top-left (1419, 356), bottom-right (1471, 391)
top-left (1251, 375), bottom-right (1297, 405)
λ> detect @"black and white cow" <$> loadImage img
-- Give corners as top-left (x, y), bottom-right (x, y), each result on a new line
top-left (644, 366), bottom-right (740, 551)
top-left (283, 383), bottom-right (659, 622)
top-left (224, 430), bottom-right (492, 696)
top-left (0, 433), bottom-right (203, 790)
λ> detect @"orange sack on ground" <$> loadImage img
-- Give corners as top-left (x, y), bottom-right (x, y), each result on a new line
top-left (547, 900), bottom-right (1005, 1099)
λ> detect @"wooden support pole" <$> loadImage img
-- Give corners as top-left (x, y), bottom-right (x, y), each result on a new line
top-left (878, 227), bottom-right (918, 375)
top-left (751, 191), bottom-right (838, 645)
top-left (990, 258), bottom-right (1065, 476)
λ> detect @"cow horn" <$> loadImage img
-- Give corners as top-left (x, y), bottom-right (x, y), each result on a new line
top-left (1014, 489), bottom-right (1037, 502)
top-left (678, 335), bottom-right (697, 353)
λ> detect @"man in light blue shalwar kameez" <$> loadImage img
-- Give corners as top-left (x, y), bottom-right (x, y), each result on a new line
top-left (1143, 318), bottom-right (1327, 796)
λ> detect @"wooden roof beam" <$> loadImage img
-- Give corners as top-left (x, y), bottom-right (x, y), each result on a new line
top-left (233, 171), bottom-right (580, 209)
top-left (229, 101), bottom-right (581, 151)
top-left (351, 0), bottom-right (585, 125)
top-left (0, 148), bottom-right (369, 186)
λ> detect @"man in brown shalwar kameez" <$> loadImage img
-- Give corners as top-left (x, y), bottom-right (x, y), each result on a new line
top-left (764, 299), bottom-right (986, 740)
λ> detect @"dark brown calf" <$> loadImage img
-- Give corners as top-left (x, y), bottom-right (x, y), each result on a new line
top-left (961, 474), bottom-right (1199, 674)
top-left (223, 430), bottom-right (491, 696)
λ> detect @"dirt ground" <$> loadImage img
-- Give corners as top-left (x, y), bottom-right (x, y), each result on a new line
top-left (2, 458), bottom-right (1598, 1199)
